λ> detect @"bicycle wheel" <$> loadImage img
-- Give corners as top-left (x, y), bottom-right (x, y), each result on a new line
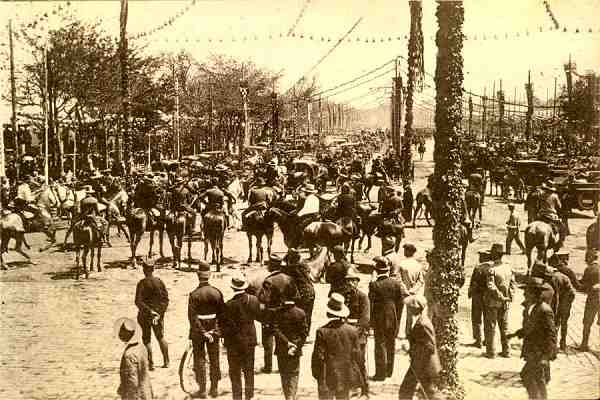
top-left (179, 343), bottom-right (197, 394)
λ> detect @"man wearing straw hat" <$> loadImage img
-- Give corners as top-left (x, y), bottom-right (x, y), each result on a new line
top-left (311, 293), bottom-right (363, 400)
top-left (398, 295), bottom-right (441, 400)
top-left (188, 262), bottom-right (225, 398)
top-left (368, 256), bottom-right (408, 381)
top-left (220, 272), bottom-right (263, 400)
top-left (115, 317), bottom-right (153, 400)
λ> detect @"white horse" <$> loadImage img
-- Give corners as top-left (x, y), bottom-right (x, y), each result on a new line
top-left (50, 183), bottom-right (87, 222)
top-left (227, 177), bottom-right (244, 230)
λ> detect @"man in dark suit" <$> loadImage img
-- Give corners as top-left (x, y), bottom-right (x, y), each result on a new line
top-left (285, 248), bottom-right (316, 333)
top-left (326, 245), bottom-right (351, 295)
top-left (272, 291), bottom-right (308, 400)
top-left (135, 261), bottom-right (170, 370)
top-left (398, 295), bottom-right (441, 400)
top-left (578, 250), bottom-right (600, 352)
top-left (511, 278), bottom-right (557, 400)
top-left (368, 256), bottom-right (408, 380)
top-left (258, 254), bottom-right (300, 373)
top-left (311, 293), bottom-right (363, 400)
top-left (188, 263), bottom-right (225, 399)
top-left (468, 251), bottom-right (489, 348)
top-left (220, 272), bottom-right (263, 400)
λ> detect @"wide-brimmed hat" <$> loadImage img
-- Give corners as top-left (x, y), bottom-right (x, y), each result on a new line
top-left (113, 317), bottom-right (139, 343)
top-left (197, 261), bottom-right (211, 280)
top-left (302, 184), bottom-right (317, 194)
top-left (326, 293), bottom-right (350, 318)
top-left (373, 256), bottom-right (390, 272)
top-left (332, 245), bottom-right (345, 256)
top-left (489, 243), bottom-right (504, 257)
top-left (269, 254), bottom-right (283, 265)
top-left (521, 277), bottom-right (548, 291)
top-left (230, 272), bottom-right (249, 291)
top-left (284, 248), bottom-right (301, 264)
top-left (345, 267), bottom-right (361, 281)
top-left (403, 294), bottom-right (427, 310)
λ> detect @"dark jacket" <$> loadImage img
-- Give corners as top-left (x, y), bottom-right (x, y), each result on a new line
top-left (337, 193), bottom-right (356, 217)
top-left (468, 263), bottom-right (488, 299)
top-left (380, 194), bottom-right (403, 215)
top-left (286, 263), bottom-right (316, 303)
top-left (341, 284), bottom-right (370, 339)
top-left (557, 264), bottom-right (582, 291)
top-left (311, 319), bottom-right (363, 393)
top-left (368, 275), bottom-right (407, 333)
top-left (408, 314), bottom-right (441, 379)
top-left (188, 283), bottom-right (225, 341)
top-left (135, 276), bottom-right (169, 318)
top-left (273, 304), bottom-right (308, 356)
top-left (325, 259), bottom-right (351, 291)
top-left (520, 301), bottom-right (557, 361)
top-left (220, 292), bottom-right (262, 350)
top-left (258, 270), bottom-right (299, 308)
top-left (552, 270), bottom-right (575, 308)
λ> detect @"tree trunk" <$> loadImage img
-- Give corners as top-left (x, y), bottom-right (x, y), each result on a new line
top-left (429, 1), bottom-right (465, 398)
top-left (403, 0), bottom-right (424, 184)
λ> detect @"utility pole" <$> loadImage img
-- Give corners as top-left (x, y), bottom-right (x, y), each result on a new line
top-left (239, 78), bottom-right (249, 164)
top-left (481, 87), bottom-right (487, 141)
top-left (174, 68), bottom-right (180, 159)
top-left (553, 77), bottom-right (557, 135)
top-left (43, 45), bottom-right (49, 185)
top-left (318, 96), bottom-right (322, 145)
top-left (209, 82), bottom-right (214, 151)
top-left (271, 91), bottom-right (278, 151)
top-left (525, 70), bottom-right (533, 140)
top-left (9, 19), bottom-right (18, 178)
top-left (391, 81), bottom-right (396, 152)
top-left (119, 0), bottom-right (129, 173)
top-left (307, 101), bottom-right (312, 138)
top-left (292, 87), bottom-right (298, 147)
top-left (491, 81), bottom-right (496, 139)
top-left (498, 79), bottom-right (503, 137)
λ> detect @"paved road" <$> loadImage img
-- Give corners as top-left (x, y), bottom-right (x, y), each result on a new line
top-left (1, 140), bottom-right (598, 400)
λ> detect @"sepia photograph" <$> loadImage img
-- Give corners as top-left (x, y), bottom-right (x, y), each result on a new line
top-left (0, 0), bottom-right (598, 399)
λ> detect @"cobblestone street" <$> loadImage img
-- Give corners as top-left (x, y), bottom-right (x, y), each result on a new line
top-left (1, 143), bottom-right (598, 400)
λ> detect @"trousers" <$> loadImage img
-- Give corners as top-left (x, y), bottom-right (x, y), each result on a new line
top-left (555, 301), bottom-right (573, 345)
top-left (277, 354), bottom-right (300, 400)
top-left (226, 346), bottom-right (255, 400)
top-left (398, 364), bottom-right (440, 400)
top-left (471, 295), bottom-right (484, 342)
top-left (192, 339), bottom-right (221, 395)
top-left (484, 305), bottom-right (509, 356)
top-left (374, 326), bottom-right (396, 377)
top-left (506, 228), bottom-right (525, 254)
top-left (261, 324), bottom-right (274, 372)
top-left (520, 359), bottom-right (550, 400)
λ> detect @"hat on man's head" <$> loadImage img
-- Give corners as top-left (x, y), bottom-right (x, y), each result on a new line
top-left (332, 245), bottom-right (345, 256)
top-left (230, 271), bottom-right (249, 292)
top-left (269, 254), bottom-right (283, 265)
top-left (113, 317), bottom-right (139, 343)
top-left (285, 248), bottom-right (301, 264)
top-left (373, 256), bottom-right (390, 272)
top-left (142, 260), bottom-right (155, 271)
top-left (326, 293), bottom-right (350, 318)
top-left (303, 184), bottom-right (318, 194)
top-left (585, 249), bottom-right (599, 263)
top-left (197, 261), bottom-right (211, 280)
top-left (523, 276), bottom-right (548, 291)
top-left (541, 182), bottom-right (557, 192)
top-left (345, 267), bottom-right (361, 281)
top-left (489, 243), bottom-right (504, 257)
top-left (403, 243), bottom-right (417, 254)
top-left (256, 176), bottom-right (267, 186)
top-left (507, 203), bottom-right (515, 209)
top-left (403, 294), bottom-right (427, 311)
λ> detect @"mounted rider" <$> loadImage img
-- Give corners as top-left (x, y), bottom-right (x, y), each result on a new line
top-left (14, 175), bottom-right (39, 227)
top-left (134, 174), bottom-right (161, 226)
top-left (241, 177), bottom-right (273, 231)
top-left (264, 160), bottom-right (284, 194)
top-left (537, 181), bottom-right (566, 247)
top-left (370, 156), bottom-right (389, 183)
top-left (63, 185), bottom-right (108, 246)
top-left (293, 183), bottom-right (320, 231)
top-left (379, 185), bottom-right (404, 225)
top-left (170, 176), bottom-right (195, 216)
top-left (197, 177), bottom-right (236, 228)
top-left (336, 183), bottom-right (360, 228)
top-left (349, 157), bottom-right (364, 178)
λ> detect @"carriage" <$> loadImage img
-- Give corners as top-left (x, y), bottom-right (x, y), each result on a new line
top-left (286, 159), bottom-right (321, 193)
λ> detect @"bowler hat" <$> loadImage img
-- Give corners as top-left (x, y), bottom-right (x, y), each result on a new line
top-left (332, 245), bottom-right (345, 255)
top-left (345, 267), bottom-right (361, 281)
top-left (489, 243), bottom-right (504, 256)
top-left (507, 203), bottom-right (515, 209)
top-left (373, 256), bottom-right (390, 272)
top-left (230, 272), bottom-right (249, 291)
top-left (523, 277), bottom-right (547, 290)
top-left (403, 243), bottom-right (417, 254)
top-left (269, 254), bottom-right (283, 265)
top-left (325, 293), bottom-right (350, 318)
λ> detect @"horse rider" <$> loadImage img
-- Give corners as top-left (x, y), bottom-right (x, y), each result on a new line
top-left (170, 176), bottom-right (195, 215)
top-left (241, 177), bottom-right (272, 231)
top-left (349, 157), bottom-right (364, 178)
top-left (468, 169), bottom-right (485, 205)
top-left (525, 184), bottom-right (543, 224)
top-left (336, 183), bottom-right (359, 228)
top-left (197, 177), bottom-right (236, 228)
top-left (370, 156), bottom-right (389, 183)
top-left (63, 185), bottom-right (107, 246)
top-left (14, 175), bottom-right (39, 226)
top-left (380, 186), bottom-right (404, 224)
top-left (537, 182), bottom-right (566, 247)
top-left (134, 174), bottom-right (160, 226)
top-left (264, 161), bottom-right (282, 190)
top-left (293, 183), bottom-right (320, 230)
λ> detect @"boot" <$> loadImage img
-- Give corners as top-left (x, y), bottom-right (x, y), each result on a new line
top-left (578, 325), bottom-right (591, 351)
top-left (147, 345), bottom-right (154, 371)
top-left (468, 323), bottom-right (482, 348)
top-left (159, 339), bottom-right (170, 368)
top-left (209, 383), bottom-right (218, 398)
top-left (560, 337), bottom-right (567, 352)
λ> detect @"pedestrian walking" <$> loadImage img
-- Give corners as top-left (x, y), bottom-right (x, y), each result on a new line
top-left (134, 261), bottom-right (169, 370)
top-left (467, 250), bottom-right (489, 348)
top-left (396, 243), bottom-right (425, 337)
top-left (402, 183), bottom-right (413, 222)
top-left (220, 272), bottom-right (263, 400)
top-left (511, 278), bottom-right (558, 400)
top-left (311, 293), bottom-right (364, 400)
top-left (482, 243), bottom-right (515, 358)
top-left (115, 317), bottom-right (153, 400)
top-left (368, 256), bottom-right (408, 380)
top-left (284, 248), bottom-right (316, 334)
top-left (505, 203), bottom-right (525, 255)
top-left (398, 295), bottom-right (441, 400)
top-left (578, 250), bottom-right (600, 352)
top-left (258, 254), bottom-right (299, 374)
top-left (272, 291), bottom-right (308, 400)
top-left (188, 262), bottom-right (225, 399)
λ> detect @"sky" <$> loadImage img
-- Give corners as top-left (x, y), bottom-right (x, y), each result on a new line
top-left (0, 0), bottom-right (599, 123)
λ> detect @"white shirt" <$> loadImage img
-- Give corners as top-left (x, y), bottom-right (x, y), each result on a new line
top-left (298, 194), bottom-right (320, 217)
top-left (399, 257), bottom-right (425, 295)
top-left (16, 183), bottom-right (33, 202)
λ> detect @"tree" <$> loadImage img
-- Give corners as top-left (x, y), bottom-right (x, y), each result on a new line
top-left (429, 1), bottom-right (465, 398)
top-left (559, 76), bottom-right (594, 142)
top-left (403, 0), bottom-right (424, 183)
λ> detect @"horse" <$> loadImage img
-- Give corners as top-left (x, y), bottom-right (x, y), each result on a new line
top-left (457, 221), bottom-right (477, 267)
top-left (50, 183), bottom-right (86, 222)
top-left (502, 172), bottom-right (525, 202)
top-left (226, 177), bottom-right (244, 230)
top-left (125, 201), bottom-right (166, 268)
top-left (72, 219), bottom-right (102, 279)
top-left (524, 220), bottom-right (561, 275)
top-left (245, 208), bottom-right (275, 264)
top-left (413, 187), bottom-right (433, 227)
top-left (164, 209), bottom-right (196, 269)
top-left (203, 209), bottom-right (226, 271)
top-left (103, 192), bottom-right (130, 244)
top-left (489, 167), bottom-right (506, 196)
top-left (1, 214), bottom-right (33, 270)
top-left (465, 190), bottom-right (482, 222)
top-left (303, 220), bottom-right (359, 263)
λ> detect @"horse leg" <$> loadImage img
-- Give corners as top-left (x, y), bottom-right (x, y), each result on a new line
top-left (247, 233), bottom-right (253, 264)
top-left (97, 242), bottom-right (102, 272)
top-left (148, 229), bottom-right (155, 259)
top-left (266, 233), bottom-right (273, 263)
top-left (350, 238), bottom-right (355, 264)
top-left (75, 248), bottom-right (80, 280)
top-left (158, 225), bottom-right (165, 259)
top-left (82, 247), bottom-right (89, 279)
top-left (256, 234), bottom-right (262, 263)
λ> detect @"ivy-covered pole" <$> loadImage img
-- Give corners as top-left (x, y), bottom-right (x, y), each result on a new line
top-left (402, 0), bottom-right (424, 184)
top-left (429, 0), bottom-right (465, 398)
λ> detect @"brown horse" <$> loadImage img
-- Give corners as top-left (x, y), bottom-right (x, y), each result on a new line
top-left (203, 210), bottom-right (226, 271)
top-left (413, 187), bottom-right (433, 227)
top-left (524, 220), bottom-right (560, 275)
top-left (304, 220), bottom-right (359, 263)
top-left (72, 220), bottom-right (102, 279)
top-left (465, 190), bottom-right (482, 222)
top-left (245, 209), bottom-right (275, 264)
top-left (126, 207), bottom-right (165, 268)
top-left (164, 210), bottom-right (196, 269)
